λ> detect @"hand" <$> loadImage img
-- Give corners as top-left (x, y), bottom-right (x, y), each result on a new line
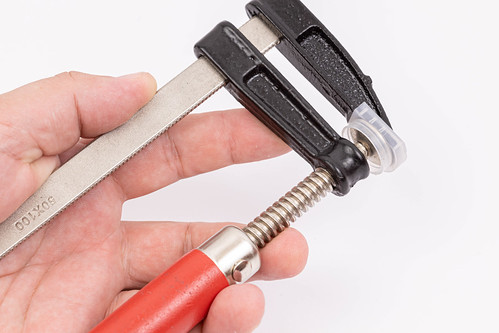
top-left (0, 72), bottom-right (308, 332)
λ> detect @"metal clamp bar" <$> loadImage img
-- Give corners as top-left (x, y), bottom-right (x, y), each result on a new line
top-left (246, 0), bottom-right (391, 126)
top-left (194, 21), bottom-right (369, 195)
top-left (0, 17), bottom-right (281, 260)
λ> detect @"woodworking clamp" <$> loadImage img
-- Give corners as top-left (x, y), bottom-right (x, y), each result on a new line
top-left (0, 0), bottom-right (406, 332)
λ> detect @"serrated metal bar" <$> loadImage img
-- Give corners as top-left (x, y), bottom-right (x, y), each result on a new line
top-left (0, 17), bottom-right (281, 259)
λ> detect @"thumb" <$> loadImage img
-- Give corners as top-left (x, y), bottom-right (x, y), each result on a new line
top-left (0, 71), bottom-right (157, 222)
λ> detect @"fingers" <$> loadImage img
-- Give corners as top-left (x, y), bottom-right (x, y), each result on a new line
top-left (256, 227), bottom-right (309, 281)
top-left (122, 221), bottom-right (308, 289)
top-left (107, 285), bottom-right (264, 333)
top-left (105, 290), bottom-right (140, 318)
top-left (0, 72), bottom-right (156, 221)
top-left (196, 284), bottom-right (265, 333)
top-left (0, 71), bottom-right (156, 158)
top-left (112, 109), bottom-right (290, 200)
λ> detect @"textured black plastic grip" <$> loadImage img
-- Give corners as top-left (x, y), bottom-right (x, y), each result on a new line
top-left (246, 0), bottom-right (391, 126)
top-left (194, 21), bottom-right (368, 195)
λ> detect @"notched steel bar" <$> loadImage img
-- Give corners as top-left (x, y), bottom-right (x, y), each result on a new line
top-left (0, 17), bottom-right (281, 259)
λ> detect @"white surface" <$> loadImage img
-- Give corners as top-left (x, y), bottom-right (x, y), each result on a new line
top-left (1, 1), bottom-right (497, 332)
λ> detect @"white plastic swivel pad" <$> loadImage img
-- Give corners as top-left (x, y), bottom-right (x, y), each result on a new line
top-left (343, 103), bottom-right (407, 175)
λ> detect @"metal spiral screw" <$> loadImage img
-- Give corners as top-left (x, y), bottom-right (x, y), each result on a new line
top-left (243, 168), bottom-right (334, 248)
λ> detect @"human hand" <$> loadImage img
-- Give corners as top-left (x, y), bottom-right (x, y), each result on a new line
top-left (0, 72), bottom-right (308, 332)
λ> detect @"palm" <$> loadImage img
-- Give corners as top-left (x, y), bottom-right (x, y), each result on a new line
top-left (0, 72), bottom-right (308, 332)
top-left (0, 179), bottom-right (126, 331)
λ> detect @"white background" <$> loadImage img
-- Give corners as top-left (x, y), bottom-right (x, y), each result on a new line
top-left (1, 0), bottom-right (497, 332)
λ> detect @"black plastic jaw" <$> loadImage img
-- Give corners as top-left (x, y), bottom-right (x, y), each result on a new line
top-left (246, 0), bottom-right (391, 126)
top-left (194, 21), bottom-right (369, 196)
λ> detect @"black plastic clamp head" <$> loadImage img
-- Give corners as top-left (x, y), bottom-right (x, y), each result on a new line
top-left (194, 21), bottom-right (369, 196)
top-left (246, 0), bottom-right (391, 126)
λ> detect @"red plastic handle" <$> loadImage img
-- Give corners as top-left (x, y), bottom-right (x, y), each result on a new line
top-left (90, 249), bottom-right (229, 333)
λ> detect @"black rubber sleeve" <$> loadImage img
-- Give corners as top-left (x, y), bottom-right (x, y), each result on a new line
top-left (246, 0), bottom-right (391, 126)
top-left (194, 21), bottom-right (369, 195)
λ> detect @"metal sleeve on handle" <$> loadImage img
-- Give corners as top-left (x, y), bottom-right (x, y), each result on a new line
top-left (199, 226), bottom-right (261, 284)
top-left (90, 249), bottom-right (229, 333)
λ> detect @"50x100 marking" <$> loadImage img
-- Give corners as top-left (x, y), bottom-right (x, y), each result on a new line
top-left (14, 197), bottom-right (56, 231)
top-left (0, 17), bottom-right (280, 260)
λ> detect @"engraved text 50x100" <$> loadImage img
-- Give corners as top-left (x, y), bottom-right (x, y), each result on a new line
top-left (14, 197), bottom-right (56, 232)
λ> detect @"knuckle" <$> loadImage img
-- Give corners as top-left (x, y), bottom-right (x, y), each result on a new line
top-left (161, 131), bottom-right (185, 180)
top-left (54, 71), bottom-right (80, 82)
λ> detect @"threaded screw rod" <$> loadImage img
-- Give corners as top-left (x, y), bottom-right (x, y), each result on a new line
top-left (243, 168), bottom-right (334, 248)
